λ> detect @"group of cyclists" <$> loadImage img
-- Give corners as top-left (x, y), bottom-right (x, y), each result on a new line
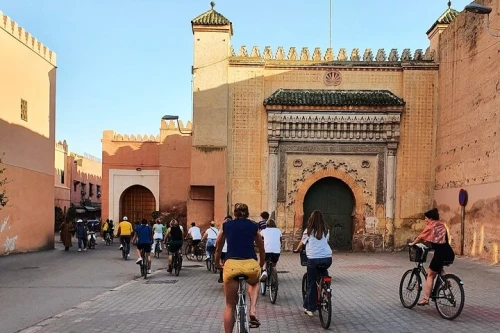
top-left (96, 204), bottom-right (454, 333)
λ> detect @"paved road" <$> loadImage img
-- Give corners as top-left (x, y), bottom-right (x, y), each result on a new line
top-left (2, 241), bottom-right (499, 333)
top-left (0, 235), bottom-right (166, 333)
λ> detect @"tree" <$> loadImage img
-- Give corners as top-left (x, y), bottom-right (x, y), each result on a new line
top-left (0, 154), bottom-right (8, 209)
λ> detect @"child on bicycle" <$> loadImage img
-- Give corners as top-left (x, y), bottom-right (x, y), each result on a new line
top-left (260, 219), bottom-right (282, 281)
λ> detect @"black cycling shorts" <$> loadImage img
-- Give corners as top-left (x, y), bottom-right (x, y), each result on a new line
top-left (265, 253), bottom-right (281, 264)
top-left (137, 243), bottom-right (151, 253)
top-left (192, 239), bottom-right (201, 247)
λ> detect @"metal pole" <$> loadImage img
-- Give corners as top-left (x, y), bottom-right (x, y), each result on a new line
top-left (329, 0), bottom-right (332, 49)
top-left (460, 206), bottom-right (465, 256)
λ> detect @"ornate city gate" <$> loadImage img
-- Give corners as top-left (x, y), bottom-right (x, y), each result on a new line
top-left (303, 177), bottom-right (355, 250)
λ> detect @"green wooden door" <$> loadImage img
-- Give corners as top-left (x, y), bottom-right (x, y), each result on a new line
top-left (303, 177), bottom-right (354, 251)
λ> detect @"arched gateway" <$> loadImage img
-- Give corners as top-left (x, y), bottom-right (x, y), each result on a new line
top-left (120, 185), bottom-right (156, 222)
top-left (303, 177), bottom-right (355, 251)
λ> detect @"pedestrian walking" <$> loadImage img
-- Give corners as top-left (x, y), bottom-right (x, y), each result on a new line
top-left (75, 219), bottom-right (88, 252)
top-left (60, 220), bottom-right (73, 251)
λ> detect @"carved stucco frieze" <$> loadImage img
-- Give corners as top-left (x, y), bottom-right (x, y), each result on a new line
top-left (268, 112), bottom-right (402, 144)
top-left (277, 143), bottom-right (386, 204)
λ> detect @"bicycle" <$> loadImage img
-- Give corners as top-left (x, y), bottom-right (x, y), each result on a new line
top-left (206, 244), bottom-right (217, 274)
top-left (185, 239), bottom-right (204, 261)
top-left (139, 247), bottom-right (149, 279)
top-left (260, 256), bottom-right (278, 304)
top-left (104, 232), bottom-right (112, 246)
top-left (298, 249), bottom-right (332, 329)
top-left (154, 238), bottom-right (162, 259)
top-left (399, 244), bottom-right (465, 320)
top-left (171, 249), bottom-right (182, 276)
top-left (234, 275), bottom-right (250, 333)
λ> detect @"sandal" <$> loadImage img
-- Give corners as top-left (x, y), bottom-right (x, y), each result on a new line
top-left (249, 315), bottom-right (261, 328)
top-left (417, 298), bottom-right (429, 306)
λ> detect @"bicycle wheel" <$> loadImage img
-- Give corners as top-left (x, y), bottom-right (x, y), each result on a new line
top-left (211, 255), bottom-right (217, 274)
top-left (196, 246), bottom-right (204, 261)
top-left (434, 274), bottom-right (465, 320)
top-left (206, 256), bottom-right (212, 271)
top-left (175, 255), bottom-right (181, 276)
top-left (155, 245), bottom-right (160, 259)
top-left (269, 269), bottom-right (278, 304)
top-left (184, 243), bottom-right (192, 260)
top-left (237, 304), bottom-right (247, 333)
top-left (399, 269), bottom-right (422, 309)
top-left (301, 273), bottom-right (308, 301)
top-left (318, 280), bottom-right (332, 329)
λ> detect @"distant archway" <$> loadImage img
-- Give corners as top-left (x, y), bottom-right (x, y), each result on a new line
top-left (120, 185), bottom-right (156, 222)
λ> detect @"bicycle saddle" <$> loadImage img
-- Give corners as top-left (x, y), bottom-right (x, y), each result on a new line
top-left (234, 275), bottom-right (249, 281)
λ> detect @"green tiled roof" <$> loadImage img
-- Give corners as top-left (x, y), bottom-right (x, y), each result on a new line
top-left (264, 89), bottom-right (405, 107)
top-left (427, 7), bottom-right (460, 34)
top-left (192, 9), bottom-right (231, 26)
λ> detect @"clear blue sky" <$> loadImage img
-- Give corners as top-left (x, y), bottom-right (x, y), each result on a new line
top-left (1, 0), bottom-right (470, 157)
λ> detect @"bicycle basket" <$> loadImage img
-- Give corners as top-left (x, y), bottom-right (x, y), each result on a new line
top-left (300, 249), bottom-right (308, 266)
top-left (409, 246), bottom-right (428, 262)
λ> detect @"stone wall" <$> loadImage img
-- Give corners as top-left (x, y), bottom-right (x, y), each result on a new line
top-left (433, 0), bottom-right (500, 264)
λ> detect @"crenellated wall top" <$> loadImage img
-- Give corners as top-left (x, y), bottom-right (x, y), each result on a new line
top-left (0, 10), bottom-right (57, 66)
top-left (55, 140), bottom-right (68, 152)
top-left (229, 46), bottom-right (434, 65)
top-left (160, 119), bottom-right (193, 132)
top-left (112, 133), bottom-right (161, 143)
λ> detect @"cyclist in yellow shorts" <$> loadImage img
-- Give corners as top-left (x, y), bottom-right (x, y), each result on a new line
top-left (215, 203), bottom-right (265, 332)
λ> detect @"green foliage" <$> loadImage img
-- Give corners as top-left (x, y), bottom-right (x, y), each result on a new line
top-left (66, 204), bottom-right (77, 222)
top-left (152, 210), bottom-right (160, 220)
top-left (160, 204), bottom-right (187, 228)
top-left (0, 154), bottom-right (8, 209)
top-left (55, 206), bottom-right (65, 231)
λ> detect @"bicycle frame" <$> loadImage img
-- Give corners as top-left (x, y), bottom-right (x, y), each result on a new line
top-left (410, 261), bottom-right (448, 300)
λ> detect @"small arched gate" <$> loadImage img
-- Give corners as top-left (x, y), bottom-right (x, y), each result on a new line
top-left (302, 177), bottom-right (355, 251)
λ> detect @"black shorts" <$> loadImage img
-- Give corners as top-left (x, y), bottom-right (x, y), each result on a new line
top-left (192, 239), bottom-right (201, 247)
top-left (137, 243), bottom-right (151, 253)
top-left (169, 240), bottom-right (183, 253)
top-left (221, 252), bottom-right (226, 262)
top-left (265, 253), bottom-right (280, 264)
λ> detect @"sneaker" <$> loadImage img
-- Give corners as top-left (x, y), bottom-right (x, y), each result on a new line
top-left (260, 271), bottom-right (268, 282)
top-left (83, 248), bottom-right (87, 252)
top-left (218, 277), bottom-right (223, 283)
top-left (205, 257), bottom-right (211, 261)
top-left (304, 310), bottom-right (314, 317)
top-left (136, 258), bottom-right (143, 264)
top-left (78, 248), bottom-right (82, 252)
top-left (147, 269), bottom-right (152, 274)
top-left (119, 245), bottom-right (123, 250)
top-left (127, 254), bottom-right (131, 258)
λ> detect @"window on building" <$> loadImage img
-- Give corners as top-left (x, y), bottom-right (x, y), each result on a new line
top-left (80, 183), bottom-right (86, 196)
top-left (89, 183), bottom-right (94, 197)
top-left (73, 181), bottom-right (79, 192)
top-left (21, 99), bottom-right (28, 121)
top-left (60, 170), bottom-right (65, 184)
top-left (96, 185), bottom-right (101, 198)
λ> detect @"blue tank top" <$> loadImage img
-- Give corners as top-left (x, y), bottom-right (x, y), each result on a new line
top-left (224, 218), bottom-right (258, 260)
top-left (135, 224), bottom-right (152, 244)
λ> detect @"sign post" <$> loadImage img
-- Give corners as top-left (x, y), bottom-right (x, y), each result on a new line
top-left (458, 189), bottom-right (468, 256)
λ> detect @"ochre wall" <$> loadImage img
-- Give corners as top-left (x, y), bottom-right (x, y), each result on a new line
top-left (0, 11), bottom-right (57, 254)
top-left (434, 0), bottom-right (500, 264)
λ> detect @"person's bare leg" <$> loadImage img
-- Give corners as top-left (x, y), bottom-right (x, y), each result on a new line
top-left (223, 280), bottom-right (239, 333)
top-left (247, 282), bottom-right (260, 317)
top-left (136, 248), bottom-right (141, 259)
top-left (422, 270), bottom-right (437, 301)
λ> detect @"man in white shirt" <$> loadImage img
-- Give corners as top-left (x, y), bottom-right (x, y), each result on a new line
top-left (201, 221), bottom-right (219, 260)
top-left (187, 221), bottom-right (202, 259)
top-left (260, 219), bottom-right (282, 281)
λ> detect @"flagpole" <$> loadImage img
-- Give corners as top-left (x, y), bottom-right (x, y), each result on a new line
top-left (329, 0), bottom-right (332, 49)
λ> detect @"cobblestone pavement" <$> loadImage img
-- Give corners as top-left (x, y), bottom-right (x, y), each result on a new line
top-left (16, 251), bottom-right (500, 333)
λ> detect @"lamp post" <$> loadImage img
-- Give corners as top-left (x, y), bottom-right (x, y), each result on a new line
top-left (162, 115), bottom-right (192, 135)
top-left (464, 2), bottom-right (499, 37)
